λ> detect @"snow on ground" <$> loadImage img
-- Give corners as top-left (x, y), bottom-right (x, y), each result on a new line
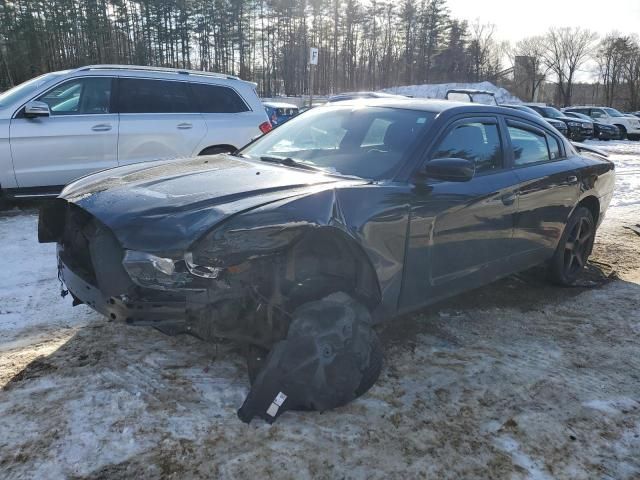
top-left (587, 139), bottom-right (640, 207)
top-left (382, 81), bottom-right (521, 104)
top-left (1, 142), bottom-right (640, 479)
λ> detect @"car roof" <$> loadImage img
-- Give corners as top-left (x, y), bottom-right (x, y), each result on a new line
top-left (66, 64), bottom-right (257, 88)
top-left (263, 102), bottom-right (299, 109)
top-left (317, 97), bottom-right (536, 116)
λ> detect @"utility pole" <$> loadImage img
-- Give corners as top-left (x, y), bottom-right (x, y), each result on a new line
top-left (309, 47), bottom-right (318, 107)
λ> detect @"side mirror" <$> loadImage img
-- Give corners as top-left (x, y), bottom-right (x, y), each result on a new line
top-left (24, 101), bottom-right (50, 118)
top-left (423, 158), bottom-right (475, 182)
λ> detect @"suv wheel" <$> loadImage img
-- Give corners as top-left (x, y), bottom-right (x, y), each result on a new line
top-left (548, 207), bottom-right (595, 286)
top-left (616, 125), bottom-right (627, 140)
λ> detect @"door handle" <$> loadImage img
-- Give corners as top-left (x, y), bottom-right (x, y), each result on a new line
top-left (565, 175), bottom-right (578, 184)
top-left (177, 123), bottom-right (193, 130)
top-left (91, 124), bottom-right (112, 132)
top-left (501, 192), bottom-right (517, 206)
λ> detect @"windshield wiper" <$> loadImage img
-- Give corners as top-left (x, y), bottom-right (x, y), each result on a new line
top-left (259, 155), bottom-right (324, 172)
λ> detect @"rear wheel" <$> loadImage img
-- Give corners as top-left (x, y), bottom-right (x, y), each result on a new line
top-left (548, 207), bottom-right (595, 286)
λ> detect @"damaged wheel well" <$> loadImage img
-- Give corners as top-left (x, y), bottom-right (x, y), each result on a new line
top-left (279, 227), bottom-right (381, 312)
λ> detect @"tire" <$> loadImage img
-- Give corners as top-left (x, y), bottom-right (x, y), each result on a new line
top-left (628, 134), bottom-right (640, 142)
top-left (238, 292), bottom-right (383, 423)
top-left (199, 146), bottom-right (235, 156)
top-left (548, 207), bottom-right (596, 286)
top-left (616, 125), bottom-right (627, 140)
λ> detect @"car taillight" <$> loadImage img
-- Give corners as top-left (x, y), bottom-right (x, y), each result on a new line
top-left (259, 122), bottom-right (272, 134)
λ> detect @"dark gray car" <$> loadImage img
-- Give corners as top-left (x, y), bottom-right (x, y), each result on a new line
top-left (39, 99), bottom-right (615, 423)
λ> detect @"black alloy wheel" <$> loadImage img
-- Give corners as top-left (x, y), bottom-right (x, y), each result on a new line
top-left (549, 207), bottom-right (596, 285)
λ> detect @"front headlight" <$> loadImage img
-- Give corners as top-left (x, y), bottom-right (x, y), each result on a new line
top-left (184, 252), bottom-right (223, 279)
top-left (582, 122), bottom-right (591, 128)
top-left (123, 250), bottom-right (192, 290)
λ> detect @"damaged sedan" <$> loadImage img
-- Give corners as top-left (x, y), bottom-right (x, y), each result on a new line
top-left (39, 99), bottom-right (615, 423)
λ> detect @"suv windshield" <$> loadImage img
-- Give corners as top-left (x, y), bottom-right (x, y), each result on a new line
top-left (241, 106), bottom-right (435, 180)
top-left (538, 107), bottom-right (564, 119)
top-left (603, 107), bottom-right (624, 117)
top-left (0, 71), bottom-right (68, 108)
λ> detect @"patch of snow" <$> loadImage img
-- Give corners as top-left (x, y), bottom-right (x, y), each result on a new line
top-left (381, 81), bottom-right (520, 105)
top-left (494, 436), bottom-right (553, 480)
top-left (586, 139), bottom-right (640, 207)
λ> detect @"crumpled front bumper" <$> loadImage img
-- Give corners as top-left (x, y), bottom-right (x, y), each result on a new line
top-left (58, 246), bottom-right (187, 326)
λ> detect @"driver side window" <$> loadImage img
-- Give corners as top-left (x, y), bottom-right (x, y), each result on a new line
top-left (36, 77), bottom-right (112, 115)
top-left (432, 121), bottom-right (503, 174)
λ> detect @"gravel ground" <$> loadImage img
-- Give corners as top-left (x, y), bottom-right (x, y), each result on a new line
top-left (1, 141), bottom-right (639, 479)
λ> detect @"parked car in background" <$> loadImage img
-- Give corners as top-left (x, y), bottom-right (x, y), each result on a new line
top-left (524, 104), bottom-right (593, 141)
top-left (0, 65), bottom-right (270, 199)
top-left (564, 106), bottom-right (640, 140)
top-left (40, 98), bottom-right (615, 423)
top-left (563, 111), bottom-right (619, 141)
top-left (629, 111), bottom-right (640, 119)
top-left (263, 102), bottom-right (299, 125)
top-left (503, 104), bottom-right (569, 138)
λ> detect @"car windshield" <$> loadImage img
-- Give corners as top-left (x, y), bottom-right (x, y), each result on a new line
top-left (0, 72), bottom-right (67, 108)
top-left (569, 112), bottom-right (592, 121)
top-left (241, 106), bottom-right (436, 180)
top-left (539, 107), bottom-right (564, 119)
top-left (603, 107), bottom-right (624, 117)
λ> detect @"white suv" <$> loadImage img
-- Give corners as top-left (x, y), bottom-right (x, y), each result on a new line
top-left (565, 106), bottom-right (640, 140)
top-left (0, 65), bottom-right (271, 197)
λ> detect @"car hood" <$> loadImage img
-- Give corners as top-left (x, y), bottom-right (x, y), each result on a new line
top-left (61, 155), bottom-right (366, 253)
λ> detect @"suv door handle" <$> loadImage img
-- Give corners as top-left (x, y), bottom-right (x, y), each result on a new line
top-left (91, 124), bottom-right (112, 132)
top-left (177, 122), bottom-right (193, 129)
top-left (501, 192), bottom-right (517, 206)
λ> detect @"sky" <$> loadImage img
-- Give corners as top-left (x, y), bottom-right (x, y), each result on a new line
top-left (446, 0), bottom-right (640, 42)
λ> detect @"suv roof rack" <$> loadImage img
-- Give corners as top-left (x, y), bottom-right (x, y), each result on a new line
top-left (77, 64), bottom-right (240, 81)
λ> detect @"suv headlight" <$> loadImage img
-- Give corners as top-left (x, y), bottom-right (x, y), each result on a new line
top-left (123, 250), bottom-right (192, 289)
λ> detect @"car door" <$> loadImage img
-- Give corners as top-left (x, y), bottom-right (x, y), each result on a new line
top-left (116, 77), bottom-right (207, 165)
top-left (400, 116), bottom-right (520, 308)
top-left (9, 76), bottom-right (118, 188)
top-left (506, 119), bottom-right (581, 266)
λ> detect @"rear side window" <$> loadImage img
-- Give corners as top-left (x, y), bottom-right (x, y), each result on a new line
top-left (548, 135), bottom-right (562, 160)
top-left (508, 126), bottom-right (550, 166)
top-left (118, 78), bottom-right (194, 113)
top-left (432, 122), bottom-right (503, 173)
top-left (190, 83), bottom-right (249, 113)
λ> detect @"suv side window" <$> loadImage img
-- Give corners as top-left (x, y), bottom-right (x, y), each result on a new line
top-left (190, 83), bottom-right (249, 113)
top-left (118, 78), bottom-right (194, 114)
top-left (590, 108), bottom-right (606, 119)
top-left (432, 121), bottom-right (503, 173)
top-left (36, 77), bottom-right (112, 115)
top-left (508, 125), bottom-right (551, 166)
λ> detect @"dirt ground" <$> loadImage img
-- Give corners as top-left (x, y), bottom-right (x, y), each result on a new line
top-left (1, 143), bottom-right (640, 479)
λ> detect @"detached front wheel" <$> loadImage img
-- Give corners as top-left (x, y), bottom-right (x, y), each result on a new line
top-left (238, 292), bottom-right (383, 424)
top-left (548, 207), bottom-right (595, 285)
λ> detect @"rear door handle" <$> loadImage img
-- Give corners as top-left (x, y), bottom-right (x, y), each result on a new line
top-left (91, 124), bottom-right (112, 132)
top-left (177, 123), bottom-right (193, 130)
top-left (501, 192), bottom-right (517, 206)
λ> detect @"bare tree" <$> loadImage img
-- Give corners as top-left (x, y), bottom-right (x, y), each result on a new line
top-left (511, 36), bottom-right (549, 101)
top-left (596, 33), bottom-right (635, 106)
top-left (541, 27), bottom-right (598, 106)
